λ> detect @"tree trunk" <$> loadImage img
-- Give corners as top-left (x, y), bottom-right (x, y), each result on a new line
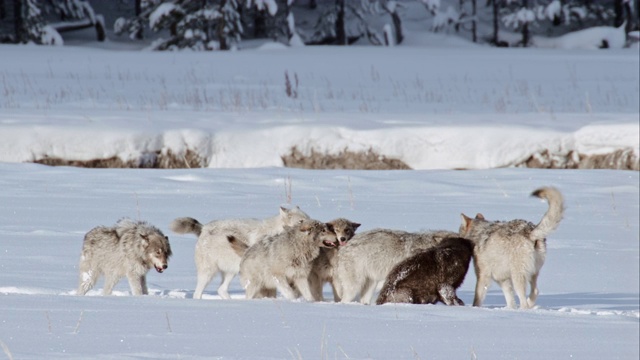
top-left (14, 0), bottom-right (23, 43)
top-left (521, 0), bottom-right (529, 47)
top-left (613, 0), bottom-right (624, 27)
top-left (471, 0), bottom-right (476, 42)
top-left (0, 0), bottom-right (6, 20)
top-left (390, 9), bottom-right (403, 45)
top-left (217, 0), bottom-right (228, 50)
top-left (492, 0), bottom-right (499, 45)
top-left (335, 0), bottom-right (346, 45)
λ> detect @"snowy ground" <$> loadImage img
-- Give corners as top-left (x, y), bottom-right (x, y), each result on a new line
top-left (0, 37), bottom-right (638, 359)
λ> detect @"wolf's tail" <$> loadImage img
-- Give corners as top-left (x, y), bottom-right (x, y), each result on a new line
top-left (227, 235), bottom-right (249, 257)
top-left (170, 217), bottom-right (203, 237)
top-left (529, 187), bottom-right (564, 241)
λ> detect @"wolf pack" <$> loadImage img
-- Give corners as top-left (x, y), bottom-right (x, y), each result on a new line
top-left (76, 186), bottom-right (564, 309)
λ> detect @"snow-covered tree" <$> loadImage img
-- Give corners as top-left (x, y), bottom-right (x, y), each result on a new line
top-left (419, 0), bottom-right (477, 43)
top-left (307, 0), bottom-right (393, 46)
top-left (12, 0), bottom-right (68, 45)
top-left (147, 0), bottom-right (242, 50)
top-left (115, 0), bottom-right (282, 51)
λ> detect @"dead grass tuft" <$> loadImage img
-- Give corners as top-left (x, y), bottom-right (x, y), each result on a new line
top-left (281, 146), bottom-right (411, 170)
top-left (33, 149), bottom-right (205, 169)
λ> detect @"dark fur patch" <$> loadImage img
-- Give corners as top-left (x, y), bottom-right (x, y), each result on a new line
top-left (376, 237), bottom-right (474, 306)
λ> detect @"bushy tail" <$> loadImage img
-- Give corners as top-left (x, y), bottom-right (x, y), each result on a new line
top-left (529, 187), bottom-right (564, 240)
top-left (170, 217), bottom-right (202, 237)
top-left (227, 235), bottom-right (249, 257)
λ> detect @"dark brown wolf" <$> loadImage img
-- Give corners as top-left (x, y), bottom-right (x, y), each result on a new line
top-left (376, 237), bottom-right (474, 306)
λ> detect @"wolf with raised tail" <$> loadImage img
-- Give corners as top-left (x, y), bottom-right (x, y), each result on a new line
top-left (459, 187), bottom-right (564, 309)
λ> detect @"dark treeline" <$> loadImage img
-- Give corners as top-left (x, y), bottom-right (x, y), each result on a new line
top-left (1, 0), bottom-right (638, 48)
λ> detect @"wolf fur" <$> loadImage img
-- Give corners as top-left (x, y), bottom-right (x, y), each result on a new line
top-left (170, 206), bottom-right (310, 299)
top-left (334, 229), bottom-right (458, 304)
top-left (376, 237), bottom-right (474, 306)
top-left (459, 186), bottom-right (564, 309)
top-left (239, 219), bottom-right (338, 301)
top-left (77, 218), bottom-right (172, 296)
top-left (308, 218), bottom-right (361, 301)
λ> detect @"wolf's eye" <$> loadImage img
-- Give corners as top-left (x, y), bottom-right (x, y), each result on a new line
top-left (298, 219), bottom-right (304, 224)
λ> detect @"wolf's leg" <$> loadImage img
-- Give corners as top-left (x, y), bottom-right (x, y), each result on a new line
top-left (292, 277), bottom-right (315, 302)
top-left (338, 277), bottom-right (359, 303)
top-left (438, 284), bottom-right (459, 305)
top-left (377, 287), bottom-right (413, 304)
top-left (527, 272), bottom-right (540, 308)
top-left (359, 278), bottom-right (378, 305)
top-left (308, 273), bottom-right (324, 301)
top-left (194, 266), bottom-right (218, 300)
top-left (140, 275), bottom-right (148, 295)
top-left (102, 274), bottom-right (120, 296)
top-left (127, 274), bottom-right (145, 296)
top-left (473, 272), bottom-right (492, 307)
top-left (330, 281), bottom-right (341, 302)
top-left (217, 271), bottom-right (235, 299)
top-left (512, 274), bottom-right (530, 309)
top-left (77, 267), bottom-right (99, 296)
top-left (497, 278), bottom-right (517, 309)
top-left (274, 275), bottom-right (298, 300)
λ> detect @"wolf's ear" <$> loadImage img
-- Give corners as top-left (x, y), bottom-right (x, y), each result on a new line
top-left (298, 221), bottom-right (312, 232)
top-left (475, 213), bottom-right (485, 220)
top-left (460, 213), bottom-right (473, 232)
top-left (279, 206), bottom-right (288, 216)
top-left (326, 222), bottom-right (335, 232)
top-left (140, 233), bottom-right (150, 246)
top-left (352, 222), bottom-right (361, 230)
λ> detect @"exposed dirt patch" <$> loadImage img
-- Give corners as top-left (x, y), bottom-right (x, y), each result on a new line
top-left (281, 147), bottom-right (412, 170)
top-left (31, 147), bottom-right (637, 170)
top-left (33, 149), bottom-right (205, 169)
top-left (515, 148), bottom-right (639, 171)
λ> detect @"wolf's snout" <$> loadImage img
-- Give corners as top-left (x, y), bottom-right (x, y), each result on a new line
top-left (162, 264), bottom-right (168, 270)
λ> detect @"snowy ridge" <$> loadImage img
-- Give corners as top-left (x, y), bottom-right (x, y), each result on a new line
top-left (1, 120), bottom-right (637, 169)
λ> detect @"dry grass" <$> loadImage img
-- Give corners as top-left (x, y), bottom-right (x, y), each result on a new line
top-left (516, 148), bottom-right (639, 170)
top-left (30, 147), bottom-right (637, 171)
top-left (281, 146), bottom-right (411, 170)
top-left (33, 149), bottom-right (205, 169)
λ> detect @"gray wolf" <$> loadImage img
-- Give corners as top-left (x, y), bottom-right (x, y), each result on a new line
top-left (170, 206), bottom-right (310, 299)
top-left (334, 229), bottom-right (459, 304)
top-left (376, 237), bottom-right (474, 306)
top-left (76, 218), bottom-right (172, 296)
top-left (308, 218), bottom-right (361, 301)
top-left (459, 186), bottom-right (564, 309)
top-left (239, 219), bottom-right (338, 301)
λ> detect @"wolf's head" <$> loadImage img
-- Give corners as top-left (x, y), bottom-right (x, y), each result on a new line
top-left (137, 226), bottom-right (172, 273)
top-left (279, 206), bottom-right (311, 227)
top-left (458, 213), bottom-right (488, 240)
top-left (298, 219), bottom-right (339, 248)
top-left (326, 218), bottom-right (361, 246)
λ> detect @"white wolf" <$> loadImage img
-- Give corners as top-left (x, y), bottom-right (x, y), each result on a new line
top-left (170, 206), bottom-right (310, 299)
top-left (239, 219), bottom-right (338, 301)
top-left (459, 186), bottom-right (564, 309)
top-left (77, 218), bottom-right (172, 296)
